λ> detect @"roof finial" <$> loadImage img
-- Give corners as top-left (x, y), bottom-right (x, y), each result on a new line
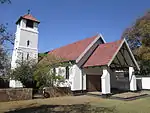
top-left (27, 9), bottom-right (30, 14)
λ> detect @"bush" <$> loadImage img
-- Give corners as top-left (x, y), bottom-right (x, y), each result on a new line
top-left (10, 60), bottom-right (36, 88)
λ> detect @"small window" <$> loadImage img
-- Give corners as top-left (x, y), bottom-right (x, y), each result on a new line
top-left (26, 20), bottom-right (34, 28)
top-left (27, 40), bottom-right (30, 46)
top-left (27, 53), bottom-right (29, 60)
top-left (66, 66), bottom-right (69, 79)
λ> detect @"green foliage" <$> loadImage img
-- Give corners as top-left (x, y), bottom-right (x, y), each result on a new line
top-left (137, 60), bottom-right (150, 76)
top-left (34, 68), bottom-right (64, 89)
top-left (34, 54), bottom-right (73, 88)
top-left (122, 11), bottom-right (150, 50)
top-left (122, 11), bottom-right (150, 75)
top-left (10, 60), bottom-right (36, 87)
top-left (10, 53), bottom-right (72, 88)
top-left (38, 52), bottom-right (48, 62)
top-left (0, 47), bottom-right (10, 76)
top-left (34, 63), bottom-right (65, 88)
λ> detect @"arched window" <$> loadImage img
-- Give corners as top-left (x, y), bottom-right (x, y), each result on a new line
top-left (27, 40), bottom-right (30, 46)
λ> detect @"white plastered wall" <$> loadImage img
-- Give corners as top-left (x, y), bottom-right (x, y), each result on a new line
top-left (101, 67), bottom-right (111, 94)
top-left (129, 67), bottom-right (137, 91)
top-left (55, 65), bottom-right (86, 91)
top-left (9, 80), bottom-right (23, 88)
top-left (70, 65), bottom-right (86, 91)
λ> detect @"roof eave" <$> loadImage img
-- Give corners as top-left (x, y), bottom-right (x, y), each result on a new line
top-left (83, 64), bottom-right (106, 68)
top-left (16, 16), bottom-right (22, 24)
top-left (107, 39), bottom-right (125, 66)
top-left (124, 39), bottom-right (140, 70)
top-left (107, 39), bottom-right (140, 70)
top-left (16, 16), bottom-right (40, 25)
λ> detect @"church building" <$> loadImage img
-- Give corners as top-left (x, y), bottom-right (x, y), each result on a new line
top-left (11, 12), bottom-right (139, 95)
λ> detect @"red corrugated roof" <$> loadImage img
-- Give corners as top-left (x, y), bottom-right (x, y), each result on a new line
top-left (16, 14), bottom-right (40, 24)
top-left (83, 39), bottom-right (123, 67)
top-left (48, 35), bottom-right (98, 61)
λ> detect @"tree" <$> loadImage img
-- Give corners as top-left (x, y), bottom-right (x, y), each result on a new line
top-left (34, 64), bottom-right (64, 89)
top-left (34, 54), bottom-right (71, 89)
top-left (122, 11), bottom-right (150, 75)
top-left (0, 24), bottom-right (14, 45)
top-left (10, 60), bottom-right (36, 87)
top-left (38, 52), bottom-right (49, 62)
top-left (0, 1), bottom-right (14, 76)
top-left (0, 24), bottom-right (14, 76)
top-left (0, 47), bottom-right (10, 76)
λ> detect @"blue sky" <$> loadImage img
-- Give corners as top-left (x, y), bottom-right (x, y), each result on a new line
top-left (0, 0), bottom-right (150, 53)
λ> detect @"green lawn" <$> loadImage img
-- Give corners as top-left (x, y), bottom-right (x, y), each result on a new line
top-left (0, 95), bottom-right (150, 113)
top-left (91, 96), bottom-right (150, 113)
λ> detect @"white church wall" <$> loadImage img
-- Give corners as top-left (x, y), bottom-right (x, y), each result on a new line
top-left (9, 80), bottom-right (23, 88)
top-left (71, 65), bottom-right (86, 91)
top-left (54, 66), bottom-right (71, 87)
top-left (54, 64), bottom-right (86, 91)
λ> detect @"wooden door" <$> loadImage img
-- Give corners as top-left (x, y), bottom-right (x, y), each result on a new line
top-left (87, 75), bottom-right (101, 92)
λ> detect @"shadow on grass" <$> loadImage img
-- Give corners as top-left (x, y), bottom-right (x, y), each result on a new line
top-left (5, 103), bottom-right (117, 113)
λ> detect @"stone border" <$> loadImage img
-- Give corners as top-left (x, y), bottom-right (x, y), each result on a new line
top-left (0, 88), bottom-right (32, 102)
top-left (110, 94), bottom-right (149, 101)
top-left (86, 93), bottom-right (150, 101)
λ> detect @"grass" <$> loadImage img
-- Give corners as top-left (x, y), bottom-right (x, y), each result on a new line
top-left (0, 95), bottom-right (150, 113)
top-left (92, 96), bottom-right (150, 113)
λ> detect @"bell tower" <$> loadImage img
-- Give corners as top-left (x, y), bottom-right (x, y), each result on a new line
top-left (11, 11), bottom-right (40, 69)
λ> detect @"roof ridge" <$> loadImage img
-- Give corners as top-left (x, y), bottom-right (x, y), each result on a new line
top-left (49, 34), bottom-right (98, 53)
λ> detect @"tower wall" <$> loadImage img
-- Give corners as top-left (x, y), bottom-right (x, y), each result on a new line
top-left (11, 14), bottom-right (39, 69)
